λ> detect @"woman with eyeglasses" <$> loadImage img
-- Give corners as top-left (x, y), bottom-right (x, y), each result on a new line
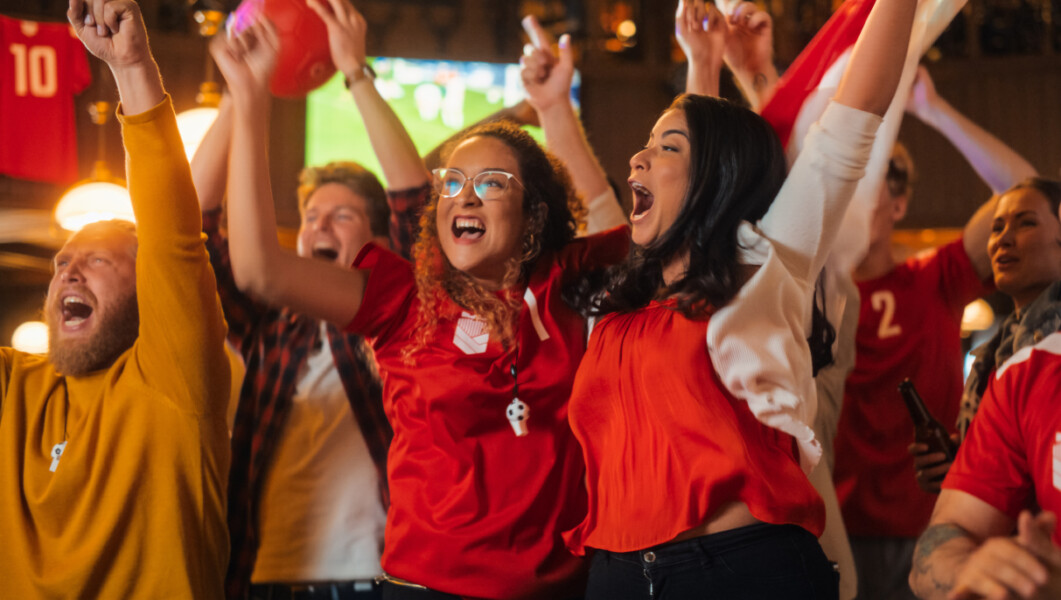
top-left (212, 5), bottom-right (626, 599)
top-left (561, 0), bottom-right (920, 596)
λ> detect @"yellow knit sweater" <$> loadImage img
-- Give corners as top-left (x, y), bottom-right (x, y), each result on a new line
top-left (0, 97), bottom-right (230, 599)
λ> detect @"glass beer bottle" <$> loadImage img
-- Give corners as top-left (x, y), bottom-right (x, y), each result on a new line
top-left (898, 378), bottom-right (959, 461)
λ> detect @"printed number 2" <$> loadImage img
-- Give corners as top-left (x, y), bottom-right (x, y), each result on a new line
top-left (871, 290), bottom-right (902, 339)
top-left (10, 44), bottom-right (58, 98)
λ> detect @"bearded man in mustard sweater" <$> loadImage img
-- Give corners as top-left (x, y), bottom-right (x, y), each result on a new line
top-left (0, 0), bottom-right (230, 597)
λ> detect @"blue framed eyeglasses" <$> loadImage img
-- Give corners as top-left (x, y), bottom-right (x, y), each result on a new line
top-left (431, 168), bottom-right (524, 201)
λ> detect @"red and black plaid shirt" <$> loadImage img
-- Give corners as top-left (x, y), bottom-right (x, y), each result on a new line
top-left (206, 185), bottom-right (427, 599)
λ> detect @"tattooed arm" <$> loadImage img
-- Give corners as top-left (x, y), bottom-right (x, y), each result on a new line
top-left (911, 490), bottom-right (1061, 599)
top-left (910, 521), bottom-right (978, 598)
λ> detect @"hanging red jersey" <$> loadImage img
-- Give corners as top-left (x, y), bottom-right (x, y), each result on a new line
top-left (0, 15), bottom-right (92, 184)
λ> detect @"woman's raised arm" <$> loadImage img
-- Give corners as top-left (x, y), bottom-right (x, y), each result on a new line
top-left (212, 17), bottom-right (367, 327)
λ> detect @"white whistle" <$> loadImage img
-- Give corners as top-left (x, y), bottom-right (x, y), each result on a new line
top-left (49, 441), bottom-right (67, 473)
top-left (506, 397), bottom-right (529, 437)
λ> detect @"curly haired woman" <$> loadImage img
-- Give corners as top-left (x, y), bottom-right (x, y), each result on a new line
top-left (212, 10), bottom-right (625, 600)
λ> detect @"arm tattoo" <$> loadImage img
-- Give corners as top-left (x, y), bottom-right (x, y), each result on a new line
top-left (912, 523), bottom-right (970, 593)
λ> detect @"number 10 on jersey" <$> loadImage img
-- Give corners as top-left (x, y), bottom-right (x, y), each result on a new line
top-left (9, 43), bottom-right (58, 98)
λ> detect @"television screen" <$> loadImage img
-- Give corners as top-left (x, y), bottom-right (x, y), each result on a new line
top-left (305, 57), bottom-right (581, 179)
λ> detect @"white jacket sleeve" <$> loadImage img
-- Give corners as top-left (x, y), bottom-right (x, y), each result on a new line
top-left (707, 101), bottom-right (881, 472)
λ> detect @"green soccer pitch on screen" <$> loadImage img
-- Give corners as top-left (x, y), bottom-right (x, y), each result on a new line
top-left (305, 57), bottom-right (581, 179)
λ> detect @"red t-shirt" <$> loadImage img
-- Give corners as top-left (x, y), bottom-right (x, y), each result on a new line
top-left (0, 15), bottom-right (91, 184)
top-left (834, 238), bottom-right (989, 538)
top-left (565, 299), bottom-right (825, 555)
top-left (944, 332), bottom-right (1061, 544)
top-left (347, 228), bottom-right (628, 599)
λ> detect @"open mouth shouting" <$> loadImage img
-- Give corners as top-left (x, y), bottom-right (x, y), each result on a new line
top-left (452, 216), bottom-right (486, 242)
top-left (311, 242), bottom-right (340, 262)
top-left (629, 180), bottom-right (655, 222)
top-left (59, 294), bottom-right (95, 330)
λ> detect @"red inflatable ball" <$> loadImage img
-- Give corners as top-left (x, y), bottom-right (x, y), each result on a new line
top-left (226, 0), bottom-right (337, 98)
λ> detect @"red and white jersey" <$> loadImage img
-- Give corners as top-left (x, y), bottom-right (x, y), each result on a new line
top-left (945, 331), bottom-right (1061, 544)
top-left (347, 228), bottom-right (629, 599)
top-left (834, 238), bottom-right (989, 538)
top-left (0, 16), bottom-right (91, 184)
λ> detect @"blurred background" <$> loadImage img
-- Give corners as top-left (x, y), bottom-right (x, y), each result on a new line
top-left (1, 0), bottom-right (1059, 353)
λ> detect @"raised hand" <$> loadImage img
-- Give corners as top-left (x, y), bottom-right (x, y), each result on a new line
top-left (210, 17), bottom-right (280, 106)
top-left (905, 65), bottom-right (941, 121)
top-left (519, 15), bottom-right (574, 113)
top-left (306, 0), bottom-right (369, 79)
top-left (676, 0), bottom-right (727, 67)
top-left (68, 0), bottom-right (161, 113)
top-left (67, 0), bottom-right (150, 69)
top-left (721, 1), bottom-right (774, 77)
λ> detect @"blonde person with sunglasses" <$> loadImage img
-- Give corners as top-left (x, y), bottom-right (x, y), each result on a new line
top-left (210, 2), bottom-right (629, 598)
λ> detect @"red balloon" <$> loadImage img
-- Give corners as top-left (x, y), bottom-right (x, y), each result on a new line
top-left (227, 0), bottom-right (337, 98)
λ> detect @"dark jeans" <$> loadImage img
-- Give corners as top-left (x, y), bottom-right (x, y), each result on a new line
top-left (380, 582), bottom-right (460, 600)
top-left (249, 581), bottom-right (382, 600)
top-left (585, 523), bottom-right (839, 600)
top-left (380, 581), bottom-right (583, 600)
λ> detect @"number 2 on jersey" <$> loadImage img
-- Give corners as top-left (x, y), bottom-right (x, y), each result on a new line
top-left (871, 290), bottom-right (902, 339)
top-left (9, 43), bottom-right (58, 98)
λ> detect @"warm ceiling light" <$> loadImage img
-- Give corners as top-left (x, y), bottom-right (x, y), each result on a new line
top-left (56, 100), bottom-right (134, 232)
top-left (54, 179), bottom-right (134, 232)
top-left (961, 298), bottom-right (995, 332)
top-left (176, 105), bottom-right (220, 159)
top-left (177, 12), bottom-right (225, 160)
top-left (12, 321), bottom-right (48, 354)
top-left (616, 19), bottom-right (637, 40)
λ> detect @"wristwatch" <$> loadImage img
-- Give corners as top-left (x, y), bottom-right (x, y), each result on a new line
top-left (344, 63), bottom-right (377, 88)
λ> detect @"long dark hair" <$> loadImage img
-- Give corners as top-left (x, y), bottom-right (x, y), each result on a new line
top-left (1007, 176), bottom-right (1061, 216)
top-left (595, 94), bottom-right (787, 316)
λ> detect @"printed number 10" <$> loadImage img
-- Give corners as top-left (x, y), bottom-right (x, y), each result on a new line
top-left (10, 43), bottom-right (58, 98)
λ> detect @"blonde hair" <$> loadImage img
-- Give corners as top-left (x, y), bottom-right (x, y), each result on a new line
top-left (297, 161), bottom-right (389, 236)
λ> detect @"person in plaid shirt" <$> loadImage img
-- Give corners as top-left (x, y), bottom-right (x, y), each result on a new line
top-left (192, 1), bottom-right (429, 597)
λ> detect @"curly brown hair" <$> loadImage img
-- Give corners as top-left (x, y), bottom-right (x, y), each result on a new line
top-left (403, 121), bottom-right (584, 360)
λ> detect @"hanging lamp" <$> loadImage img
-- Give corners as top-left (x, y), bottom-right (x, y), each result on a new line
top-left (175, 9), bottom-right (225, 159)
top-left (54, 98), bottom-right (133, 232)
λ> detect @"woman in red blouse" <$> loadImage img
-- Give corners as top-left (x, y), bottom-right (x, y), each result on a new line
top-left (564, 0), bottom-right (920, 596)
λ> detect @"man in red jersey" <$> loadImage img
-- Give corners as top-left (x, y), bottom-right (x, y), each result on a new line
top-left (832, 67), bottom-right (1035, 600)
top-left (911, 330), bottom-right (1061, 599)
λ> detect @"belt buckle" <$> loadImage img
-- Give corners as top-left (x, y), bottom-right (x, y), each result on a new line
top-left (375, 573), bottom-right (428, 590)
